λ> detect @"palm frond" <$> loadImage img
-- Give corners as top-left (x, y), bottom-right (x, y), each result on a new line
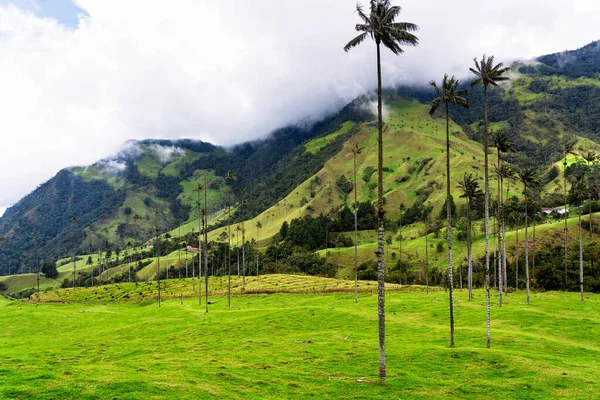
top-left (344, 32), bottom-right (368, 52)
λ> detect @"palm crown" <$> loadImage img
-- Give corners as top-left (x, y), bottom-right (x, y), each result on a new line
top-left (429, 74), bottom-right (469, 115)
top-left (470, 55), bottom-right (510, 88)
top-left (344, 0), bottom-right (418, 52)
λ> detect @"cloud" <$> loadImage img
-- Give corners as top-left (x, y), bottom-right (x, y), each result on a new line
top-left (150, 145), bottom-right (185, 163)
top-left (0, 0), bottom-right (599, 216)
top-left (96, 159), bottom-right (126, 174)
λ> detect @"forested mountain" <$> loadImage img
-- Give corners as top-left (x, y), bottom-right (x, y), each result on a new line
top-left (1, 40), bottom-right (599, 280)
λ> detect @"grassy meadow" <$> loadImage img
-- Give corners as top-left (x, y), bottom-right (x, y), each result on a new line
top-left (2, 275), bottom-right (600, 399)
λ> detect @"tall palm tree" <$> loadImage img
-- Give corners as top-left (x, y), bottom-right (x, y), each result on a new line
top-left (494, 129), bottom-right (515, 302)
top-left (430, 74), bottom-right (469, 347)
top-left (581, 151), bottom-right (596, 238)
top-left (226, 170), bottom-right (237, 310)
top-left (256, 221), bottom-right (262, 276)
top-left (202, 173), bottom-right (209, 312)
top-left (33, 232), bottom-right (40, 301)
top-left (344, 0), bottom-right (418, 382)
top-left (154, 224), bottom-right (161, 308)
top-left (517, 167), bottom-right (538, 305)
top-left (458, 173), bottom-right (483, 301)
top-left (352, 143), bottom-right (362, 303)
top-left (571, 181), bottom-right (588, 301)
top-left (71, 217), bottom-right (78, 292)
top-left (562, 137), bottom-right (577, 286)
top-left (470, 55), bottom-right (510, 348)
top-left (499, 164), bottom-right (514, 295)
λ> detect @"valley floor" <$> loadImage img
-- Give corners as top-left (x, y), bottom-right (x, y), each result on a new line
top-left (1, 278), bottom-right (600, 399)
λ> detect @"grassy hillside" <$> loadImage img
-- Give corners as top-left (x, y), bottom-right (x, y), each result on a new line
top-left (2, 287), bottom-right (600, 398)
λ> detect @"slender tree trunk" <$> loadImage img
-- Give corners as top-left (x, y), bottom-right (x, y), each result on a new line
top-left (483, 86), bottom-right (491, 349)
top-left (256, 226), bottom-right (260, 277)
top-left (564, 155), bottom-right (568, 287)
top-left (375, 41), bottom-right (386, 384)
top-left (525, 191), bottom-right (530, 305)
top-left (354, 150), bottom-right (359, 303)
top-left (156, 238), bottom-right (161, 308)
top-left (204, 178), bottom-right (209, 313)
top-left (493, 219), bottom-right (497, 290)
top-left (467, 199), bottom-right (473, 300)
top-left (425, 228), bottom-right (429, 294)
top-left (445, 103), bottom-right (455, 347)
top-left (242, 227), bottom-right (246, 290)
top-left (515, 223), bottom-right (519, 291)
top-left (580, 209), bottom-right (584, 301)
top-left (503, 206), bottom-right (508, 294)
top-left (497, 152), bottom-right (503, 306)
top-left (228, 194), bottom-right (231, 310)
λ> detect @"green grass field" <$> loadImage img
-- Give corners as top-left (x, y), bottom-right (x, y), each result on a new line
top-left (2, 275), bottom-right (600, 399)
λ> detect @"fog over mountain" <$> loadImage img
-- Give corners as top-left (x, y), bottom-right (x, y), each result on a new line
top-left (0, 0), bottom-right (599, 215)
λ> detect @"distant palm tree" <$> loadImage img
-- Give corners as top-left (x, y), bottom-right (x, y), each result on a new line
top-left (71, 217), bottom-right (78, 292)
top-left (154, 224), bottom-right (161, 308)
top-left (499, 164), bottom-right (514, 295)
top-left (517, 167), bottom-right (538, 305)
top-left (256, 221), bottom-right (262, 276)
top-left (493, 129), bottom-right (515, 303)
top-left (430, 74), bottom-right (469, 347)
top-left (226, 170), bottom-right (237, 310)
top-left (562, 137), bottom-right (577, 286)
top-left (33, 232), bottom-right (40, 301)
top-left (470, 55), bottom-right (510, 348)
top-left (344, 1), bottom-right (418, 381)
top-left (571, 181), bottom-right (588, 301)
top-left (581, 151), bottom-right (596, 238)
top-left (352, 143), bottom-right (362, 303)
top-left (458, 173), bottom-right (483, 301)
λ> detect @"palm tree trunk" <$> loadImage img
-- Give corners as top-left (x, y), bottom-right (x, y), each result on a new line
top-left (515, 223), bottom-right (519, 291)
top-left (425, 227), bottom-right (430, 294)
top-left (375, 41), bottom-right (386, 384)
top-left (493, 219), bottom-right (497, 290)
top-left (467, 199), bottom-right (472, 300)
top-left (445, 103), bottom-right (455, 347)
top-left (580, 209), bottom-right (584, 301)
top-left (503, 218), bottom-right (507, 294)
top-left (484, 86), bottom-right (491, 349)
top-left (228, 194), bottom-right (231, 311)
top-left (564, 155), bottom-right (568, 287)
top-left (354, 150), bottom-right (359, 303)
top-left (242, 228), bottom-right (246, 290)
top-left (497, 152), bottom-right (503, 306)
top-left (525, 192), bottom-right (530, 305)
top-left (204, 178), bottom-right (209, 313)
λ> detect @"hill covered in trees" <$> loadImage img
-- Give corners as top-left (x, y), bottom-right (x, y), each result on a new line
top-left (1, 40), bottom-right (600, 290)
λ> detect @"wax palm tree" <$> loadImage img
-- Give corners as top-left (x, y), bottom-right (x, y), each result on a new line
top-left (517, 167), bottom-right (538, 305)
top-left (33, 232), bottom-right (40, 301)
top-left (344, 1), bottom-right (418, 381)
top-left (499, 164), bottom-right (515, 295)
top-left (470, 55), bottom-right (509, 348)
top-left (581, 151), bottom-right (596, 238)
top-left (352, 143), bottom-right (362, 303)
top-left (226, 170), bottom-right (237, 310)
top-left (562, 137), bottom-right (577, 286)
top-left (71, 217), bottom-right (78, 292)
top-left (256, 221), bottom-right (262, 276)
top-left (571, 181), bottom-right (588, 301)
top-left (494, 129), bottom-right (515, 302)
top-left (430, 74), bottom-right (469, 347)
top-left (458, 173), bottom-right (483, 301)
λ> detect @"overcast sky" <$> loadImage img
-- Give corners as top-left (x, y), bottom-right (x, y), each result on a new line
top-left (0, 0), bottom-right (599, 217)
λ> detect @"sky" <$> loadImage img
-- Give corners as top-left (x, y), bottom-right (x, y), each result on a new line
top-left (0, 0), bottom-right (599, 217)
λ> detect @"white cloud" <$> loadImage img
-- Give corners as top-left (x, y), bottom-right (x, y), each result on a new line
top-left (0, 0), bottom-right (599, 213)
top-left (150, 144), bottom-right (185, 163)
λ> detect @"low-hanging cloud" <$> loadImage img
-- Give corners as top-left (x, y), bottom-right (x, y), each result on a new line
top-left (0, 0), bottom-right (599, 215)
